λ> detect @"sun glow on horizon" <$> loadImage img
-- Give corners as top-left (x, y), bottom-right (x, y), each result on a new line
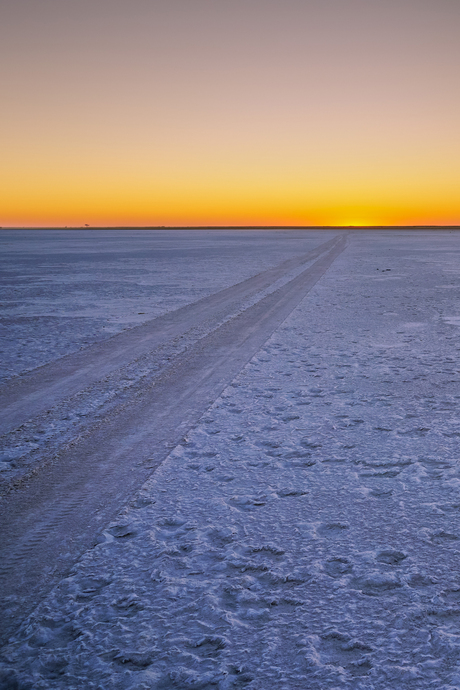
top-left (1, 0), bottom-right (459, 228)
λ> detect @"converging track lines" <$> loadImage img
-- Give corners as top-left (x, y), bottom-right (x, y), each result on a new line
top-left (0, 233), bottom-right (346, 645)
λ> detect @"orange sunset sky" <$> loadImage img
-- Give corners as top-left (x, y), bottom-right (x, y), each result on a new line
top-left (1, 0), bottom-right (460, 227)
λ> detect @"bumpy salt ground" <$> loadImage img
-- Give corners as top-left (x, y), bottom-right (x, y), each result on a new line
top-left (0, 229), bottom-right (332, 383)
top-left (2, 229), bottom-right (460, 689)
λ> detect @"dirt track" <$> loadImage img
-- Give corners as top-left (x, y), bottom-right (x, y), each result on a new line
top-left (0, 233), bottom-right (346, 645)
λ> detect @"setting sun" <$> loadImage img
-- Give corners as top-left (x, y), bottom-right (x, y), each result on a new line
top-left (1, 0), bottom-right (459, 227)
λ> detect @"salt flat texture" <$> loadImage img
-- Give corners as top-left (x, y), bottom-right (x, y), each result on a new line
top-left (0, 229), bottom-right (334, 383)
top-left (0, 234), bottom-right (345, 643)
top-left (0, 230), bottom-right (338, 486)
top-left (2, 229), bottom-right (460, 689)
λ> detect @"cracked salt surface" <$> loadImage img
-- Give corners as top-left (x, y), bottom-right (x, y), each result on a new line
top-left (2, 229), bottom-right (460, 688)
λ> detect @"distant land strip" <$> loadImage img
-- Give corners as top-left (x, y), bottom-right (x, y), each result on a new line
top-left (1, 225), bottom-right (460, 230)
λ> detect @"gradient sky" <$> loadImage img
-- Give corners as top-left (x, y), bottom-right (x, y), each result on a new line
top-left (1, 0), bottom-right (460, 227)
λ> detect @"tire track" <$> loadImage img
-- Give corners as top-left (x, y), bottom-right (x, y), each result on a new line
top-left (0, 234), bottom-right (347, 646)
top-left (0, 235), bottom-right (340, 437)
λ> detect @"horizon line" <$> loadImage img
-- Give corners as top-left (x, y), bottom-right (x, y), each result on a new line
top-left (2, 225), bottom-right (460, 230)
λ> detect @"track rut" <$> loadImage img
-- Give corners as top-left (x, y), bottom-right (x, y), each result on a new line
top-left (0, 235), bottom-right (340, 437)
top-left (0, 233), bottom-right (347, 646)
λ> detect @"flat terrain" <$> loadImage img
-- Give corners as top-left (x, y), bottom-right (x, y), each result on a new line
top-left (2, 229), bottom-right (460, 689)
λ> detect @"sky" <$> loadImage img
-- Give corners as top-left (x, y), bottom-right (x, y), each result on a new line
top-left (1, 0), bottom-right (459, 227)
